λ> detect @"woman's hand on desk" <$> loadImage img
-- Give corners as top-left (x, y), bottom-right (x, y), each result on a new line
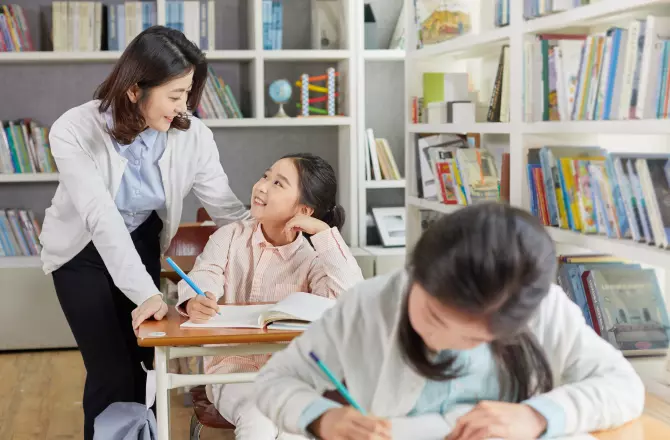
top-left (447, 401), bottom-right (547, 440)
top-left (310, 407), bottom-right (391, 440)
top-left (185, 291), bottom-right (220, 323)
top-left (132, 294), bottom-right (168, 331)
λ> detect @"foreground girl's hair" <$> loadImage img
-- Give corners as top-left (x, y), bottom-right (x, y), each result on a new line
top-left (399, 202), bottom-right (557, 401)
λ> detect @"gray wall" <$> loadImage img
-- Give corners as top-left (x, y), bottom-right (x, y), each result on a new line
top-left (363, 0), bottom-right (404, 50)
top-left (0, 0), bottom-right (348, 224)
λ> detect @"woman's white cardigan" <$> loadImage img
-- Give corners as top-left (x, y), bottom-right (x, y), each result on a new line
top-left (39, 100), bottom-right (249, 306)
top-left (254, 269), bottom-right (645, 438)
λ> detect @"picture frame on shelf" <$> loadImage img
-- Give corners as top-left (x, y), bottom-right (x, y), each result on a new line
top-left (372, 207), bottom-right (406, 247)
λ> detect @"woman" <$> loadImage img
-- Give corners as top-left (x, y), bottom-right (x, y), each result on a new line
top-left (39, 25), bottom-right (249, 439)
top-left (253, 202), bottom-right (644, 440)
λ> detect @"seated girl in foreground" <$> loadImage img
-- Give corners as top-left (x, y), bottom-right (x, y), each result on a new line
top-left (253, 202), bottom-right (645, 440)
top-left (176, 153), bottom-right (364, 440)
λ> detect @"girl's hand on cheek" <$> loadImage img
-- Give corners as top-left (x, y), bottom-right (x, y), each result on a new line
top-left (284, 213), bottom-right (330, 236)
top-left (447, 401), bottom-right (547, 440)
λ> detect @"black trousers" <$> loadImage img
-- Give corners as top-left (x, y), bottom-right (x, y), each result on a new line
top-left (52, 211), bottom-right (163, 440)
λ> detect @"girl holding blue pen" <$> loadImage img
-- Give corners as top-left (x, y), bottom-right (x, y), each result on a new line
top-left (174, 153), bottom-right (364, 440)
top-left (254, 203), bottom-right (644, 440)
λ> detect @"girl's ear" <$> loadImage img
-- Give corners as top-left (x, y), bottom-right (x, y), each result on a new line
top-left (299, 205), bottom-right (314, 217)
top-left (126, 84), bottom-right (141, 103)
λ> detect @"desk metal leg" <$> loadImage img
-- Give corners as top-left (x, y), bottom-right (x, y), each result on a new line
top-left (156, 346), bottom-right (171, 440)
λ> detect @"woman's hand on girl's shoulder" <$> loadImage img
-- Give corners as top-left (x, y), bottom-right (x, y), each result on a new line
top-left (446, 401), bottom-right (547, 440)
top-left (284, 214), bottom-right (330, 237)
top-left (131, 294), bottom-right (168, 333)
top-left (309, 407), bottom-right (391, 440)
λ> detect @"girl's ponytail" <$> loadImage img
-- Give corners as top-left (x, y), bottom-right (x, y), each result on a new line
top-left (322, 204), bottom-right (346, 230)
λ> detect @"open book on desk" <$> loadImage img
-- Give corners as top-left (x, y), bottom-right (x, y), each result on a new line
top-left (391, 406), bottom-right (595, 440)
top-left (180, 292), bottom-right (335, 330)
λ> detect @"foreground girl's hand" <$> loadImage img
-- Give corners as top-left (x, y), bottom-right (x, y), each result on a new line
top-left (447, 401), bottom-right (547, 440)
top-left (185, 291), bottom-right (220, 323)
top-left (310, 407), bottom-right (391, 440)
top-left (132, 294), bottom-right (168, 331)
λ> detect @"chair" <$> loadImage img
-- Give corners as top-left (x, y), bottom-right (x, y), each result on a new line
top-left (189, 385), bottom-right (234, 439)
top-left (196, 207), bottom-right (211, 223)
top-left (188, 384), bottom-right (350, 439)
top-left (164, 223), bottom-right (218, 258)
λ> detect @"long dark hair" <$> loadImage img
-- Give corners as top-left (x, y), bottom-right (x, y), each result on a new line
top-left (95, 25), bottom-right (208, 144)
top-left (399, 202), bottom-right (556, 402)
top-left (282, 153), bottom-right (345, 230)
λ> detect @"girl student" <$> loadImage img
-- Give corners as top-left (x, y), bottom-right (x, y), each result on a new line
top-left (176, 152), bottom-right (364, 440)
top-left (40, 26), bottom-right (249, 439)
top-left (253, 202), bottom-right (645, 440)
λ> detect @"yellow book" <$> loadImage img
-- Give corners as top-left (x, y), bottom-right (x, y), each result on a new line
top-left (559, 158), bottom-right (581, 231)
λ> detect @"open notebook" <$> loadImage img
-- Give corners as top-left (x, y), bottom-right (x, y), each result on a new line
top-left (180, 292), bottom-right (335, 330)
top-left (390, 405), bottom-right (595, 440)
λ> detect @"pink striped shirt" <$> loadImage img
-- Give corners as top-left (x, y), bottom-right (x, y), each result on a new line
top-left (176, 218), bottom-right (364, 374)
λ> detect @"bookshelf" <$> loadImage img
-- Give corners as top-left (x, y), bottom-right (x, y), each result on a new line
top-left (403, 0), bottom-right (670, 401)
top-left (0, 0), bottom-right (395, 350)
top-left (0, 0), bottom-right (363, 248)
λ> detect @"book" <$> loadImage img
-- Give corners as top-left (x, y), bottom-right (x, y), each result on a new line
top-left (180, 292), bottom-right (335, 329)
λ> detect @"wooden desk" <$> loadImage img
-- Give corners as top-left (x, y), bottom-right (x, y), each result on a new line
top-left (593, 414), bottom-right (670, 439)
top-left (139, 308), bottom-right (670, 440)
top-left (138, 307), bottom-right (300, 440)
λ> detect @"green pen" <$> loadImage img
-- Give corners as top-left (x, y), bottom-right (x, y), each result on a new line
top-left (309, 351), bottom-right (366, 415)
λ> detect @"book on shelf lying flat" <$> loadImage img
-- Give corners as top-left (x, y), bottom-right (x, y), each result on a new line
top-left (180, 292), bottom-right (335, 330)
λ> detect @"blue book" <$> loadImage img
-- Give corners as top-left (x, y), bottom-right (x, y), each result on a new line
top-left (199, 0), bottom-right (208, 50)
top-left (656, 41), bottom-right (669, 118)
top-left (107, 5), bottom-right (117, 51)
top-left (117, 4), bottom-right (126, 49)
top-left (273, 0), bottom-right (283, 50)
top-left (262, 0), bottom-right (272, 50)
top-left (602, 28), bottom-right (624, 120)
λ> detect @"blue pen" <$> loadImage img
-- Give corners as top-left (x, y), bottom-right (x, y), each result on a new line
top-left (309, 351), bottom-right (366, 415)
top-left (165, 257), bottom-right (220, 315)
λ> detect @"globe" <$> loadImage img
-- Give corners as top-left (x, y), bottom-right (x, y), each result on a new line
top-left (269, 79), bottom-right (292, 118)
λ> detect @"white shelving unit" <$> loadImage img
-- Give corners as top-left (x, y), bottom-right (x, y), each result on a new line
top-left (0, 173), bottom-right (59, 183)
top-left (0, 0), bottom-right (409, 276)
top-left (403, 0), bottom-right (670, 398)
top-left (202, 116), bottom-right (352, 128)
top-left (354, 2), bottom-right (407, 260)
top-left (0, 0), bottom-right (364, 253)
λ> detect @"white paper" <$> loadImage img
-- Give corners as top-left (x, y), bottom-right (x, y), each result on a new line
top-left (391, 414), bottom-right (451, 440)
top-left (390, 406), bottom-right (595, 440)
top-left (267, 292), bottom-right (335, 322)
top-left (180, 304), bottom-right (271, 328)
